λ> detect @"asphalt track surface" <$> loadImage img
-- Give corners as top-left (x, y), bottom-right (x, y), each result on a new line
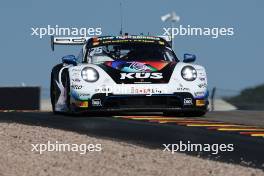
top-left (0, 111), bottom-right (264, 169)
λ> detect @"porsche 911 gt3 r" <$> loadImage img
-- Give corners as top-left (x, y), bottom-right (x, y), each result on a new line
top-left (50, 35), bottom-right (209, 116)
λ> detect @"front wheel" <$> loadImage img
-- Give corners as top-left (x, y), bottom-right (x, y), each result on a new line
top-left (50, 64), bottom-right (72, 115)
top-left (64, 71), bottom-right (72, 113)
top-left (50, 72), bottom-right (59, 114)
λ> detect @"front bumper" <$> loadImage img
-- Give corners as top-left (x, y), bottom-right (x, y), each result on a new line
top-left (71, 93), bottom-right (208, 113)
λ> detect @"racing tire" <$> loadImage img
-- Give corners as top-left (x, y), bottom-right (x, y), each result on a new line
top-left (50, 72), bottom-right (59, 114)
top-left (50, 64), bottom-right (69, 115)
top-left (64, 71), bottom-right (72, 114)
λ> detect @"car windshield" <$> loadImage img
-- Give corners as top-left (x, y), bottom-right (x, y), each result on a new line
top-left (86, 44), bottom-right (178, 64)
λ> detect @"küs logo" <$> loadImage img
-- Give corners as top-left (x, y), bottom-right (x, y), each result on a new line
top-left (128, 62), bottom-right (150, 72)
top-left (120, 73), bottom-right (163, 79)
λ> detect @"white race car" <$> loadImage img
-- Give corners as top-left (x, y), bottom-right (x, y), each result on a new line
top-left (50, 35), bottom-right (208, 116)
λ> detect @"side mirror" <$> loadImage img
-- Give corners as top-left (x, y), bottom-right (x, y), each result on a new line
top-left (183, 53), bottom-right (196, 63)
top-left (62, 55), bottom-right (77, 66)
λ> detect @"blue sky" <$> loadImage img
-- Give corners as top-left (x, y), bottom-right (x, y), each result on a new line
top-left (0, 0), bottom-right (263, 92)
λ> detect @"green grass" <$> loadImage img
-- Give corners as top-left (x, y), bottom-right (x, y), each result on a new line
top-left (225, 84), bottom-right (264, 110)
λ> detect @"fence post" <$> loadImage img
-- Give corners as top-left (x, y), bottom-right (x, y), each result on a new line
top-left (211, 87), bottom-right (216, 111)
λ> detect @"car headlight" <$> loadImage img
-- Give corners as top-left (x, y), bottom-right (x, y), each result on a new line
top-left (81, 67), bottom-right (99, 82)
top-left (181, 66), bottom-right (197, 81)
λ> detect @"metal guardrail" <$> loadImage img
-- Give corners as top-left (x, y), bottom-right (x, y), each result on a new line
top-left (0, 87), bottom-right (40, 110)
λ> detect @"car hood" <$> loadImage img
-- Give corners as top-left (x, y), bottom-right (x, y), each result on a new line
top-left (98, 60), bottom-right (177, 84)
top-left (102, 60), bottom-right (172, 72)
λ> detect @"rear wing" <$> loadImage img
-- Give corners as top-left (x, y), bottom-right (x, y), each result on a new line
top-left (158, 35), bottom-right (172, 47)
top-left (51, 36), bottom-right (91, 51)
top-left (50, 35), bottom-right (172, 51)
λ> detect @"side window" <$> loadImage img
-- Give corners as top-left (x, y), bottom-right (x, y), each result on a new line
top-left (164, 47), bottom-right (177, 61)
top-left (86, 47), bottom-right (103, 63)
top-left (89, 47), bottom-right (103, 56)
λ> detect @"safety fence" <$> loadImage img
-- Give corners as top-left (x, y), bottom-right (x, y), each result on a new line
top-left (0, 87), bottom-right (40, 110)
top-left (210, 87), bottom-right (264, 110)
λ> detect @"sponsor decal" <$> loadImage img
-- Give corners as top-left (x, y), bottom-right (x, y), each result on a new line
top-left (177, 87), bottom-right (190, 91)
top-left (120, 73), bottom-right (163, 79)
top-left (72, 78), bottom-right (81, 82)
top-left (71, 90), bottom-right (90, 101)
top-left (72, 68), bottom-right (82, 72)
top-left (77, 101), bottom-right (88, 108)
top-left (78, 93), bottom-right (90, 100)
top-left (99, 36), bottom-right (161, 41)
top-left (95, 87), bottom-right (111, 94)
top-left (104, 61), bottom-right (169, 72)
top-left (194, 91), bottom-right (205, 97)
top-left (198, 83), bottom-right (207, 88)
top-left (131, 87), bottom-right (162, 95)
top-left (94, 36), bottom-right (164, 46)
top-left (128, 62), bottom-right (151, 72)
top-left (95, 85), bottom-right (168, 96)
top-left (177, 83), bottom-right (190, 91)
top-left (71, 85), bottom-right (83, 89)
top-left (199, 77), bottom-right (206, 81)
top-left (101, 61), bottom-right (175, 84)
top-left (92, 99), bottom-right (102, 106)
top-left (184, 98), bottom-right (193, 105)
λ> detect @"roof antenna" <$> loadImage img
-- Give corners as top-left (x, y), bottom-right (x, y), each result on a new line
top-left (119, 2), bottom-right (123, 35)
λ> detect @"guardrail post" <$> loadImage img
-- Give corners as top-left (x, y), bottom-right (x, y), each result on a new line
top-left (210, 87), bottom-right (216, 111)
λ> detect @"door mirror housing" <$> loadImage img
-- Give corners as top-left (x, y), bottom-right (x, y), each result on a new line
top-left (183, 53), bottom-right (196, 63)
top-left (62, 55), bottom-right (77, 66)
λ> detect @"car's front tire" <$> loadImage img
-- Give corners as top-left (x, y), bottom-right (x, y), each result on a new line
top-left (50, 64), bottom-right (72, 115)
top-left (50, 70), bottom-right (59, 114)
top-left (64, 71), bottom-right (72, 113)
